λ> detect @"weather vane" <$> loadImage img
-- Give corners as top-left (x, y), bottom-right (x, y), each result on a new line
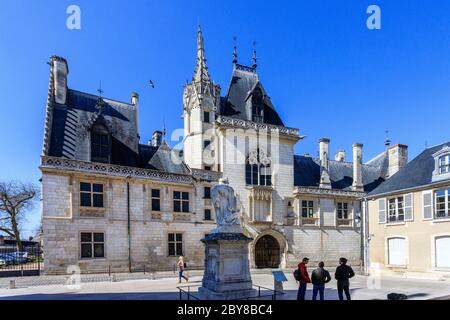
top-left (384, 130), bottom-right (391, 147)
top-left (233, 36), bottom-right (238, 64)
top-left (97, 81), bottom-right (104, 97)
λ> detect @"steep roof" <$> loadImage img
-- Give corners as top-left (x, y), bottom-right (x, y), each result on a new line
top-left (45, 86), bottom-right (191, 175)
top-left (147, 142), bottom-right (190, 175)
top-left (294, 155), bottom-right (387, 192)
top-left (47, 89), bottom-right (140, 167)
top-left (368, 142), bottom-right (450, 197)
top-left (219, 65), bottom-right (284, 126)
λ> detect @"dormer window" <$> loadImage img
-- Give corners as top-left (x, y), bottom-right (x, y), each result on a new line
top-left (439, 154), bottom-right (450, 174)
top-left (251, 88), bottom-right (264, 123)
top-left (91, 123), bottom-right (110, 163)
top-left (432, 146), bottom-right (450, 182)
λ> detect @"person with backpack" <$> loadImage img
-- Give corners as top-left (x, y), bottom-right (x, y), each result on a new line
top-left (177, 256), bottom-right (189, 283)
top-left (335, 257), bottom-right (355, 300)
top-left (296, 257), bottom-right (311, 300)
top-left (311, 261), bottom-right (332, 300)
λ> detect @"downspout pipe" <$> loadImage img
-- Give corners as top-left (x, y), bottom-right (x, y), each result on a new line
top-left (362, 197), bottom-right (370, 276)
top-left (126, 175), bottom-right (132, 273)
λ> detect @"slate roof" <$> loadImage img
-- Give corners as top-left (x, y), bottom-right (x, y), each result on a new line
top-left (367, 142), bottom-right (450, 197)
top-left (294, 155), bottom-right (388, 192)
top-left (45, 88), bottom-right (190, 175)
top-left (219, 65), bottom-right (284, 126)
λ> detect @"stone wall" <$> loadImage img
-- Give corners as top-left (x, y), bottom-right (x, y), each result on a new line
top-left (42, 167), bottom-right (363, 274)
top-left (41, 172), bottom-right (217, 274)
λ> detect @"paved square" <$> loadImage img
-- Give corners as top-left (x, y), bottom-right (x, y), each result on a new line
top-left (0, 271), bottom-right (449, 300)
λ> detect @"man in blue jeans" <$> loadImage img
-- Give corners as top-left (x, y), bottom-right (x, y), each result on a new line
top-left (311, 261), bottom-right (332, 300)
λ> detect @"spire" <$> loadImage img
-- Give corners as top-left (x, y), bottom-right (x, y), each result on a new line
top-left (233, 46), bottom-right (238, 65)
top-left (252, 43), bottom-right (257, 69)
top-left (193, 25), bottom-right (210, 83)
top-left (232, 36), bottom-right (238, 65)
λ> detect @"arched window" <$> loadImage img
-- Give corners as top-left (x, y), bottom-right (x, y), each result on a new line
top-left (251, 88), bottom-right (264, 123)
top-left (91, 123), bottom-right (110, 163)
top-left (387, 237), bottom-right (407, 266)
top-left (246, 149), bottom-right (271, 186)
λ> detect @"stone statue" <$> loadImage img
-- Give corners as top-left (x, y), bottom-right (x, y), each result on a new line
top-left (200, 178), bottom-right (254, 300)
top-left (211, 178), bottom-right (241, 233)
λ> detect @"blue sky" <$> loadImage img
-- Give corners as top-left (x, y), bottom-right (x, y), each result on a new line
top-left (1, 0), bottom-right (449, 238)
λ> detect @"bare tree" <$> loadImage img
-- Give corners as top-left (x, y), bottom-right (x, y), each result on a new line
top-left (0, 181), bottom-right (39, 251)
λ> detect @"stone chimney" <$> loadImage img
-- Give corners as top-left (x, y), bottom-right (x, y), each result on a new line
top-left (152, 131), bottom-right (163, 147)
top-left (51, 56), bottom-right (68, 104)
top-left (319, 138), bottom-right (331, 188)
top-left (335, 150), bottom-right (346, 162)
top-left (352, 143), bottom-right (364, 191)
top-left (388, 144), bottom-right (408, 177)
top-left (131, 92), bottom-right (139, 137)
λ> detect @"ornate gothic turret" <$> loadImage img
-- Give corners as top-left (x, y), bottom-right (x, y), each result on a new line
top-left (183, 26), bottom-right (221, 170)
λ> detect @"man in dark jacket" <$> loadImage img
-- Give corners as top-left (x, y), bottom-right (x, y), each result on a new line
top-left (297, 257), bottom-right (311, 301)
top-left (335, 257), bottom-right (355, 300)
top-left (311, 261), bottom-right (332, 300)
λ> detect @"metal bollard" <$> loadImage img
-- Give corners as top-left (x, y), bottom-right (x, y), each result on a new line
top-left (9, 280), bottom-right (16, 289)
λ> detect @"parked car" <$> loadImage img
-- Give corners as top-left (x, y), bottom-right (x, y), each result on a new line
top-left (0, 254), bottom-right (16, 266)
top-left (9, 252), bottom-right (28, 264)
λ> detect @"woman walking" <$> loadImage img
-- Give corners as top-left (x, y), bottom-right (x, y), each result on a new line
top-left (177, 256), bottom-right (189, 283)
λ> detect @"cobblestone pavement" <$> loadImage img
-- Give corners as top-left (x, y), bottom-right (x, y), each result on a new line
top-left (0, 271), bottom-right (449, 300)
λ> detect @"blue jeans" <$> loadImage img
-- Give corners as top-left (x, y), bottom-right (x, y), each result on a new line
top-left (297, 282), bottom-right (307, 300)
top-left (312, 284), bottom-right (325, 300)
top-left (179, 270), bottom-right (188, 281)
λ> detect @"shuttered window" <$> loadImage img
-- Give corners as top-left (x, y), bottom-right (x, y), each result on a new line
top-left (378, 199), bottom-right (386, 224)
top-left (388, 197), bottom-right (405, 223)
top-left (404, 194), bottom-right (414, 221)
top-left (435, 236), bottom-right (450, 269)
top-left (388, 237), bottom-right (407, 266)
top-left (422, 191), bottom-right (433, 220)
top-left (435, 189), bottom-right (450, 219)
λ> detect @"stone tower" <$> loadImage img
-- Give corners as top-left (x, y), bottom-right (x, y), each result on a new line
top-left (183, 26), bottom-right (221, 170)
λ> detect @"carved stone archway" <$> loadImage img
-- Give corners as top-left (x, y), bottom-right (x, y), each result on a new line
top-left (250, 230), bottom-right (288, 269)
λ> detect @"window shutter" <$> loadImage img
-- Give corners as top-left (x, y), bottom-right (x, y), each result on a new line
top-left (378, 199), bottom-right (387, 224)
top-left (422, 191), bottom-right (433, 220)
top-left (404, 193), bottom-right (414, 221)
top-left (353, 201), bottom-right (361, 226)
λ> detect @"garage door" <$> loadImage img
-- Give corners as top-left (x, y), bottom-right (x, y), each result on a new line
top-left (436, 237), bottom-right (450, 269)
top-left (388, 238), bottom-right (407, 266)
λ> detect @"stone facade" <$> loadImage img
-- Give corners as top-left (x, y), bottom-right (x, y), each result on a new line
top-left (40, 28), bottom-right (401, 275)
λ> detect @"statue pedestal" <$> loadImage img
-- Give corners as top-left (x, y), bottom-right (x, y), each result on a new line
top-left (199, 233), bottom-right (255, 300)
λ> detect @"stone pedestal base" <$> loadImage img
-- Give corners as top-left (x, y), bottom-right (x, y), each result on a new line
top-left (198, 287), bottom-right (256, 301)
top-left (199, 233), bottom-right (254, 300)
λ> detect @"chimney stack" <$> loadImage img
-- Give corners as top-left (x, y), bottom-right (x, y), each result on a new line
top-left (152, 131), bottom-right (163, 147)
top-left (319, 138), bottom-right (331, 188)
top-left (131, 92), bottom-right (139, 137)
top-left (352, 143), bottom-right (364, 191)
top-left (335, 150), bottom-right (346, 162)
top-left (388, 144), bottom-right (408, 177)
top-left (51, 56), bottom-right (68, 104)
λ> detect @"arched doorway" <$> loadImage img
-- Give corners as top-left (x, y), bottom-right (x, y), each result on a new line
top-left (255, 235), bottom-right (280, 268)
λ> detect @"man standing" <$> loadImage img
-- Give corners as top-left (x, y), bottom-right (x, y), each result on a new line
top-left (311, 261), bottom-right (332, 300)
top-left (297, 257), bottom-right (311, 300)
top-left (335, 257), bottom-right (355, 300)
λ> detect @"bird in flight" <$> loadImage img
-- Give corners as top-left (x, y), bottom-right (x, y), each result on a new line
top-left (149, 80), bottom-right (155, 88)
